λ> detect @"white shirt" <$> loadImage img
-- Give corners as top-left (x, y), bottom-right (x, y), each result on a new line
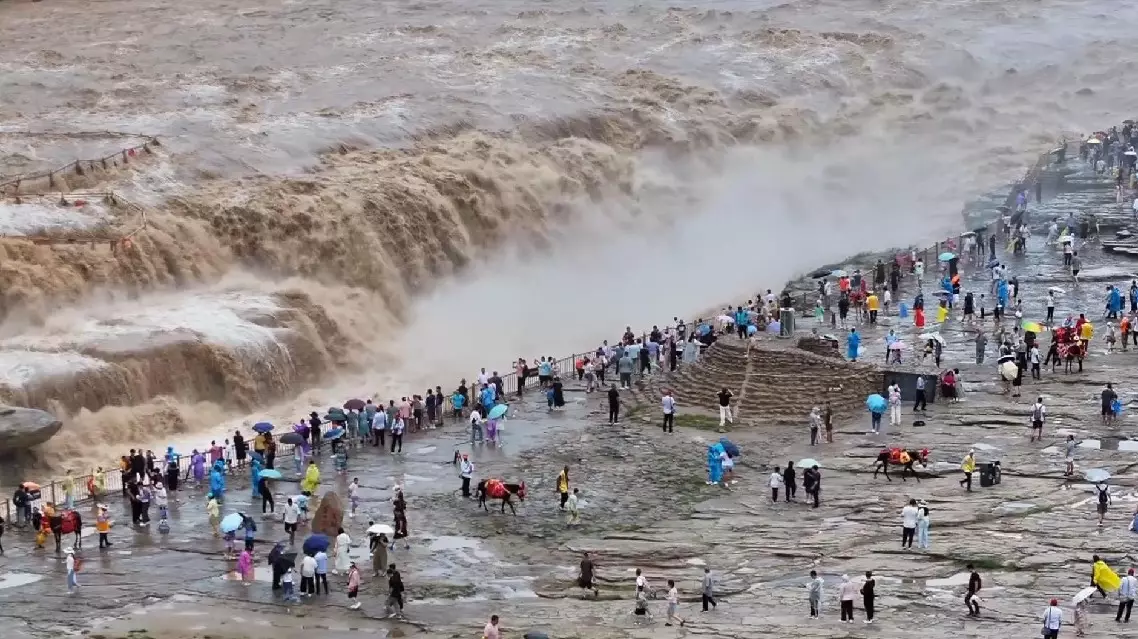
top-left (901, 505), bottom-right (919, 528)
top-left (348, 482), bottom-right (359, 499)
top-left (636, 574), bottom-right (647, 591)
top-left (769, 472), bottom-right (784, 489)
top-left (470, 413), bottom-right (483, 426)
top-left (282, 569), bottom-right (294, 584)
top-left (567, 493), bottom-right (578, 512)
top-left (1042, 605), bottom-right (1063, 630)
top-left (1122, 575), bottom-right (1138, 600)
top-left (460, 460), bottom-right (474, 478)
top-left (477, 371), bottom-right (489, 385)
top-left (301, 555), bottom-right (317, 577)
top-left (1047, 294), bottom-right (1055, 308)
top-left (661, 396), bottom-right (676, 415)
top-left (372, 411), bottom-right (387, 430)
top-left (66, 554), bottom-right (75, 572)
top-left (283, 504), bottom-right (299, 524)
top-left (667, 586), bottom-right (679, 604)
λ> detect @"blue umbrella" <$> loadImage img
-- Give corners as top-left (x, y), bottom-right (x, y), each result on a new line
top-left (259, 469), bottom-right (283, 480)
top-left (303, 534), bottom-right (330, 554)
top-left (488, 404), bottom-right (508, 420)
top-left (219, 513), bottom-right (245, 534)
top-left (323, 428), bottom-right (345, 441)
top-left (719, 438), bottom-right (740, 458)
top-left (938, 252), bottom-right (957, 262)
top-left (866, 394), bottom-right (887, 413)
top-left (253, 422), bottom-right (274, 433)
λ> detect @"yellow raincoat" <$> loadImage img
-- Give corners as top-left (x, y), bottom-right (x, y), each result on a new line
top-left (961, 454), bottom-right (976, 474)
top-left (1093, 560), bottom-right (1121, 592)
top-left (301, 463), bottom-right (320, 494)
top-left (937, 305), bottom-right (949, 323)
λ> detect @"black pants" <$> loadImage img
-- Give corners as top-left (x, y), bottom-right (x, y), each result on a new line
top-left (639, 359), bottom-right (650, 374)
top-left (864, 595), bottom-right (875, 620)
top-left (140, 502), bottom-right (150, 524)
top-left (702, 594), bottom-right (716, 611)
top-left (809, 488), bottom-right (819, 508)
top-left (390, 433), bottom-right (403, 452)
top-left (785, 482), bottom-right (796, 501)
top-left (1118, 599), bottom-right (1134, 622)
top-left (1046, 307), bottom-right (1055, 322)
top-left (810, 427), bottom-right (818, 446)
top-left (662, 413), bottom-right (674, 432)
top-left (560, 491), bottom-right (569, 509)
top-left (261, 489), bottom-right (274, 514)
top-left (99, 532), bottom-right (110, 548)
top-left (965, 591), bottom-right (980, 615)
top-left (1064, 253), bottom-right (1072, 266)
top-left (840, 600), bottom-right (854, 620)
top-left (914, 390), bottom-right (927, 411)
top-left (619, 373), bottom-right (631, 388)
top-left (1031, 363), bottom-right (1041, 379)
top-left (771, 488), bottom-right (779, 501)
top-left (810, 598), bottom-right (820, 617)
top-left (461, 476), bottom-right (471, 498)
top-left (736, 324), bottom-right (746, 338)
top-left (315, 573), bottom-right (329, 594)
top-left (902, 526), bottom-right (915, 548)
top-left (961, 471), bottom-right (972, 491)
top-left (609, 405), bottom-right (619, 423)
top-left (375, 428), bottom-right (385, 447)
top-left (300, 576), bottom-right (315, 594)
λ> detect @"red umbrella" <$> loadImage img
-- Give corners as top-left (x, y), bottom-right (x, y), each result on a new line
top-left (343, 399), bottom-right (366, 411)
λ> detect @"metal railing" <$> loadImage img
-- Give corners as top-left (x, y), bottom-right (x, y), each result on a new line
top-left (0, 137), bottom-right (160, 197)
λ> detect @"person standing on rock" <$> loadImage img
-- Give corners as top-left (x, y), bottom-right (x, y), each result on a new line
top-left (717, 387), bottom-right (734, 427)
top-left (768, 467), bottom-right (784, 502)
top-left (960, 450), bottom-right (976, 492)
top-left (557, 466), bottom-right (570, 510)
top-left (1095, 482), bottom-right (1111, 527)
top-left (965, 564), bottom-right (982, 617)
top-left (618, 351), bottom-right (634, 389)
top-left (459, 455), bottom-right (474, 499)
top-left (847, 328), bottom-right (860, 362)
top-left (838, 574), bottom-right (856, 623)
top-left (665, 579), bottom-right (685, 627)
top-left (975, 331), bottom-right (988, 364)
top-left (861, 571), bottom-right (876, 624)
top-left (809, 407), bottom-right (822, 446)
top-left (824, 403), bottom-right (834, 443)
top-left (701, 567), bottom-right (717, 611)
top-left (783, 462), bottom-right (797, 502)
top-left (1118, 568), bottom-right (1138, 622)
top-left (661, 391), bottom-right (676, 433)
top-left (1030, 397), bottom-right (1046, 442)
top-left (914, 376), bottom-right (928, 413)
top-left (1042, 598), bottom-right (1063, 638)
top-left (807, 570), bottom-right (824, 619)
top-left (916, 505), bottom-right (931, 549)
top-left (901, 499), bottom-right (918, 549)
top-left (1102, 383), bottom-right (1119, 426)
top-left (803, 465), bottom-right (821, 508)
top-left (887, 383), bottom-right (902, 428)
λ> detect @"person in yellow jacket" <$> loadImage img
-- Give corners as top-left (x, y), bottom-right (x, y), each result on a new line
top-left (1093, 554), bottom-right (1122, 597)
top-left (937, 301), bottom-right (950, 324)
top-left (960, 449), bottom-right (976, 492)
top-left (557, 466), bottom-right (570, 510)
top-left (866, 293), bottom-right (880, 325)
top-left (1080, 321), bottom-right (1095, 342)
top-left (301, 460), bottom-right (320, 494)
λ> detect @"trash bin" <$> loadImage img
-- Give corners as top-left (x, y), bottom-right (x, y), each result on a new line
top-left (779, 308), bottom-right (795, 337)
top-left (979, 461), bottom-right (1002, 487)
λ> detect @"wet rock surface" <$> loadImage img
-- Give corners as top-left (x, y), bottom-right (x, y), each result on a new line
top-left (0, 406), bottom-right (62, 452)
top-left (4, 159), bottom-right (1138, 639)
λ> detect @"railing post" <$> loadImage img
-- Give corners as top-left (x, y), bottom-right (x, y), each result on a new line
top-left (50, 481), bottom-right (57, 505)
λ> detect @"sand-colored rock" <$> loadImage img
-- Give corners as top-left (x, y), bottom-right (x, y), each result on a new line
top-left (310, 490), bottom-right (343, 537)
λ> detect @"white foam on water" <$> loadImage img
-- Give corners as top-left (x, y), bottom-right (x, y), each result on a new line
top-left (0, 200), bottom-right (110, 235)
top-left (0, 349), bottom-right (107, 387)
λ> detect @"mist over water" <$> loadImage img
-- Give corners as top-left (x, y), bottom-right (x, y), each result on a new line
top-left (1, 0), bottom-right (1137, 469)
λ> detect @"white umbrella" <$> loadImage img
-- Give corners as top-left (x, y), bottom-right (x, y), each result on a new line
top-left (367, 523), bottom-right (395, 536)
top-left (1084, 468), bottom-right (1111, 483)
top-left (717, 315), bottom-right (733, 324)
top-left (1073, 586), bottom-right (1098, 604)
top-left (1049, 286), bottom-right (1066, 295)
top-left (1126, 151), bottom-right (1138, 157)
top-left (1060, 235), bottom-right (1074, 244)
top-left (999, 361), bottom-right (1019, 381)
top-left (919, 332), bottom-right (946, 345)
top-left (796, 458), bottom-right (821, 469)
top-left (1087, 138), bottom-right (1103, 144)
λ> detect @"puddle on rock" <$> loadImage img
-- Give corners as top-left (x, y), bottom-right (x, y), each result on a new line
top-left (0, 572), bottom-right (45, 589)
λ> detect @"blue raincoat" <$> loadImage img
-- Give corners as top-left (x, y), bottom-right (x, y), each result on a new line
top-left (1110, 287), bottom-right (1122, 315)
top-left (847, 331), bottom-right (861, 360)
top-left (997, 280), bottom-right (1009, 308)
top-left (209, 460), bottom-right (226, 501)
top-left (707, 444), bottom-right (725, 484)
top-left (250, 456), bottom-right (262, 498)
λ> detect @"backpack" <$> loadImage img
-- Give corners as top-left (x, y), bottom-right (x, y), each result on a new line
top-left (1032, 405), bottom-right (1044, 422)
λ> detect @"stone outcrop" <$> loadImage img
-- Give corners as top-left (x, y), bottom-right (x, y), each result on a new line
top-left (0, 405), bottom-right (62, 453)
top-left (310, 490), bottom-right (344, 536)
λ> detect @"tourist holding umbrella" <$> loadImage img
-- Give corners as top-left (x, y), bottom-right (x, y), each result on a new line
top-left (866, 394), bottom-right (886, 435)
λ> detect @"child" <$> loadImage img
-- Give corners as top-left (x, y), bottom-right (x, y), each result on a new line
top-left (282, 566), bottom-right (298, 602)
top-left (297, 492), bottom-right (311, 524)
top-left (883, 289), bottom-right (892, 314)
top-left (452, 391), bottom-right (465, 419)
top-left (814, 299), bottom-right (824, 324)
top-left (348, 478), bottom-right (360, 517)
top-left (567, 488), bottom-right (580, 526)
top-left (223, 439), bottom-right (234, 472)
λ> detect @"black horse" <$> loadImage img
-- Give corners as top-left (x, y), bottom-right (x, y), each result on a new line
top-left (476, 479), bottom-right (527, 515)
top-left (873, 448), bottom-right (929, 482)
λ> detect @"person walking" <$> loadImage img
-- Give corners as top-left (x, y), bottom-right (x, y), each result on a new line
top-left (661, 391), bottom-right (676, 433)
top-left (1042, 598), bottom-right (1063, 638)
top-left (783, 461), bottom-right (797, 502)
top-left (901, 499), bottom-right (918, 549)
top-left (1118, 568), bottom-right (1138, 622)
top-left (664, 579), bottom-right (685, 627)
top-left (65, 548), bottom-right (79, 593)
top-left (1103, 383), bottom-right (1119, 426)
top-left (300, 552), bottom-right (317, 597)
top-left (1031, 397), bottom-right (1046, 442)
top-left (607, 384), bottom-right (620, 425)
top-left (768, 467), bottom-right (784, 503)
top-left (386, 564), bottom-right (405, 618)
top-left (807, 570), bottom-right (824, 619)
top-left (717, 387), bottom-right (734, 427)
top-left (861, 571), bottom-right (876, 624)
top-left (888, 383), bottom-right (902, 427)
top-left (346, 561), bottom-right (361, 609)
top-left (1095, 481), bottom-right (1111, 527)
top-left (283, 497), bottom-right (299, 545)
top-left (483, 615), bottom-right (501, 639)
top-left (557, 466), bottom-right (570, 510)
top-left (960, 449), bottom-right (976, 492)
top-left (459, 455), bottom-right (474, 499)
top-left (965, 564), bottom-right (982, 616)
top-left (95, 505), bottom-right (112, 549)
top-left (838, 575), bottom-right (857, 623)
top-left (914, 375), bottom-right (928, 412)
top-left (314, 548), bottom-right (330, 594)
top-left (824, 402), bottom-right (834, 443)
top-left (701, 567), bottom-right (717, 612)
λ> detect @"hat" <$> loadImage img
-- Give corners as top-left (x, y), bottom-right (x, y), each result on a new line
top-left (65, 548), bottom-right (74, 554)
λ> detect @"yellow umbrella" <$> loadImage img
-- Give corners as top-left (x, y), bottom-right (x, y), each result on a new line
top-left (1022, 321), bottom-right (1046, 333)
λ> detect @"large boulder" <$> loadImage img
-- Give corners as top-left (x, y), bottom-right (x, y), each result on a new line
top-left (0, 406), bottom-right (62, 453)
top-left (311, 490), bottom-right (344, 537)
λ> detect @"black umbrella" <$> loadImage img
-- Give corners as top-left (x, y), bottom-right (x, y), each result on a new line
top-left (280, 432), bottom-right (305, 446)
top-left (343, 398), bottom-right (366, 411)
